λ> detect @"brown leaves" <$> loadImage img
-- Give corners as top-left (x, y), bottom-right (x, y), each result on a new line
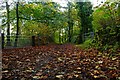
top-left (2, 44), bottom-right (120, 79)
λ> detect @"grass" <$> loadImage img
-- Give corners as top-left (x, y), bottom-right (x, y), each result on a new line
top-left (76, 39), bottom-right (93, 49)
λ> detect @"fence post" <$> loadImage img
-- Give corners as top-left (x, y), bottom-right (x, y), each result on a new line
top-left (2, 33), bottom-right (4, 49)
top-left (32, 36), bottom-right (35, 47)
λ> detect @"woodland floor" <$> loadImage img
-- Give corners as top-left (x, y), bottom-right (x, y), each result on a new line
top-left (2, 44), bottom-right (120, 80)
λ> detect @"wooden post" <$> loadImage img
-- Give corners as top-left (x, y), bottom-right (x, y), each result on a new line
top-left (32, 36), bottom-right (35, 47)
top-left (2, 33), bottom-right (4, 49)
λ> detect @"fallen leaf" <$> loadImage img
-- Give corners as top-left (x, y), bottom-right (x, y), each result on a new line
top-left (56, 75), bottom-right (64, 78)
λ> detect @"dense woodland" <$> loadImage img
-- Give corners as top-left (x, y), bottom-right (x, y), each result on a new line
top-left (1, 0), bottom-right (120, 51)
top-left (1, 0), bottom-right (120, 80)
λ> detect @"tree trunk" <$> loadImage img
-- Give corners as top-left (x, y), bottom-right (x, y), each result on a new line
top-left (77, 2), bottom-right (93, 43)
top-left (61, 29), bottom-right (64, 43)
top-left (6, 2), bottom-right (11, 46)
top-left (68, 2), bottom-right (71, 42)
top-left (65, 28), bottom-right (67, 42)
top-left (59, 29), bottom-right (61, 44)
top-left (71, 20), bottom-right (74, 42)
top-left (2, 33), bottom-right (4, 49)
top-left (118, 3), bottom-right (120, 17)
top-left (14, 2), bottom-right (19, 47)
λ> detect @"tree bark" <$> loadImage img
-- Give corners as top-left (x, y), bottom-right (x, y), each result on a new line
top-left (14, 2), bottom-right (19, 47)
top-left (2, 33), bottom-right (4, 49)
top-left (68, 2), bottom-right (71, 42)
top-left (6, 2), bottom-right (11, 46)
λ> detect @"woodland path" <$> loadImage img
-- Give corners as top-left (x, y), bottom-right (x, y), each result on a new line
top-left (2, 44), bottom-right (120, 80)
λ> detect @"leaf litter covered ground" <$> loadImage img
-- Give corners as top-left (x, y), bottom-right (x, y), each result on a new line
top-left (2, 44), bottom-right (120, 80)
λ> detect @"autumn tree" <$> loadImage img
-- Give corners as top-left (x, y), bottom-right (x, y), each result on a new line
top-left (17, 2), bottom-right (68, 44)
top-left (76, 2), bottom-right (93, 43)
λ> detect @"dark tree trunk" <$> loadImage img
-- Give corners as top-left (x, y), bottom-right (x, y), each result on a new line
top-left (71, 20), bottom-right (74, 42)
top-left (32, 36), bottom-right (35, 46)
top-left (6, 2), bottom-right (11, 46)
top-left (68, 2), bottom-right (71, 42)
top-left (2, 33), bottom-right (4, 49)
top-left (67, 2), bottom-right (74, 43)
top-left (77, 2), bottom-right (93, 43)
top-left (14, 2), bottom-right (19, 47)
top-left (77, 30), bottom-right (83, 44)
top-left (118, 3), bottom-right (120, 16)
top-left (61, 29), bottom-right (63, 43)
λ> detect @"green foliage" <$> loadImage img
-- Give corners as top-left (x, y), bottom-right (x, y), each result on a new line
top-left (18, 2), bottom-right (68, 44)
top-left (92, 2), bottom-right (120, 52)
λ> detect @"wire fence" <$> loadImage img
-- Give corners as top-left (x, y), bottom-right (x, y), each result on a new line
top-left (83, 32), bottom-right (94, 41)
top-left (1, 34), bottom-right (33, 49)
top-left (1, 34), bottom-right (52, 49)
top-left (1, 32), bottom-right (94, 49)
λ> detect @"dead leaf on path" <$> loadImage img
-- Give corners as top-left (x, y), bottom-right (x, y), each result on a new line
top-left (58, 57), bottom-right (63, 62)
top-left (97, 61), bottom-right (103, 64)
top-left (33, 76), bottom-right (40, 79)
top-left (2, 44), bottom-right (120, 79)
top-left (56, 75), bottom-right (64, 79)
top-left (2, 70), bottom-right (9, 73)
top-left (36, 72), bottom-right (42, 76)
top-left (26, 59), bottom-right (30, 62)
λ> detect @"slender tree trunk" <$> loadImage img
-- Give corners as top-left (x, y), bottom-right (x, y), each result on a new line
top-left (64, 28), bottom-right (67, 42)
top-left (61, 29), bottom-right (63, 43)
top-left (59, 29), bottom-right (61, 44)
top-left (68, 2), bottom-right (74, 43)
top-left (68, 2), bottom-right (71, 42)
top-left (2, 33), bottom-right (4, 49)
top-left (71, 20), bottom-right (74, 42)
top-left (14, 2), bottom-right (19, 47)
top-left (116, 3), bottom-right (120, 46)
top-left (6, 2), bottom-right (11, 46)
top-left (118, 3), bottom-right (120, 17)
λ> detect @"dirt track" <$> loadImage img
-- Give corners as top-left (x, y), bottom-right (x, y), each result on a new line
top-left (2, 44), bottom-right (120, 80)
